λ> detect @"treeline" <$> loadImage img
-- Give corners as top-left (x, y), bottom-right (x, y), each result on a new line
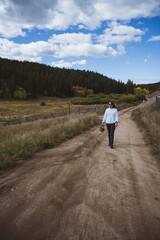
top-left (0, 57), bottom-right (136, 99)
top-left (138, 82), bottom-right (160, 93)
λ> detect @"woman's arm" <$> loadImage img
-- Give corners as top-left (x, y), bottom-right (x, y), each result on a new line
top-left (102, 109), bottom-right (107, 125)
top-left (115, 109), bottom-right (119, 127)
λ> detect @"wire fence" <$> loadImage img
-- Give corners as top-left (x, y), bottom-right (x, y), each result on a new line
top-left (1, 104), bottom-right (106, 127)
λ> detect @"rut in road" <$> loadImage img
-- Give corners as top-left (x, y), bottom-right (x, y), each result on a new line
top-left (0, 108), bottom-right (160, 240)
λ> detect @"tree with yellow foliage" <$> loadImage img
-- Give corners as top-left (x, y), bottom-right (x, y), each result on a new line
top-left (134, 87), bottom-right (149, 95)
top-left (72, 86), bottom-right (94, 97)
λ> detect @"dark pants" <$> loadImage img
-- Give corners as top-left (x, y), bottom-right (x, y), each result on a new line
top-left (107, 123), bottom-right (115, 147)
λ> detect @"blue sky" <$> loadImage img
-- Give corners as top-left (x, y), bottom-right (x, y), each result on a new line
top-left (0, 0), bottom-right (160, 84)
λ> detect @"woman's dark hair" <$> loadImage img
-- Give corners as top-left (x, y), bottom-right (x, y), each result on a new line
top-left (109, 101), bottom-right (116, 108)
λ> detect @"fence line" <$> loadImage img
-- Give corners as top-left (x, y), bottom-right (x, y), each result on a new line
top-left (1, 105), bottom-right (105, 127)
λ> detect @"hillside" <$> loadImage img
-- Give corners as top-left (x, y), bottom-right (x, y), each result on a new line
top-left (1, 57), bottom-right (159, 99)
top-left (0, 57), bottom-right (129, 98)
top-left (138, 82), bottom-right (160, 92)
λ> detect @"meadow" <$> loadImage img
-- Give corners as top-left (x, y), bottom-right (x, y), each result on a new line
top-left (0, 93), bottom-right (145, 123)
top-left (0, 93), bottom-right (149, 169)
top-left (0, 98), bottom-right (71, 122)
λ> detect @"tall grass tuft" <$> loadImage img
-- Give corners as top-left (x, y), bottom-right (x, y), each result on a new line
top-left (131, 97), bottom-right (160, 160)
top-left (0, 114), bottom-right (99, 169)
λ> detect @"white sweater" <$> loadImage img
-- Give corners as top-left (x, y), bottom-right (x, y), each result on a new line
top-left (102, 108), bottom-right (119, 124)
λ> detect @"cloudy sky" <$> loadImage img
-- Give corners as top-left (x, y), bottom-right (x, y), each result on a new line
top-left (0, 0), bottom-right (160, 84)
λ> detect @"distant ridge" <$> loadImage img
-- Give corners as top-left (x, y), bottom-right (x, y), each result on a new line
top-left (138, 82), bottom-right (160, 92)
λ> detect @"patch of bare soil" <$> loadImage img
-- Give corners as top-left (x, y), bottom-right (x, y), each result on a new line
top-left (0, 108), bottom-right (160, 240)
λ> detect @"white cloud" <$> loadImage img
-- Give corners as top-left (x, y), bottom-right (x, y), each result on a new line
top-left (134, 78), bottom-right (159, 84)
top-left (0, 22), bottom-right (145, 61)
top-left (48, 32), bottom-right (121, 58)
top-left (78, 24), bottom-right (87, 29)
top-left (0, 34), bottom-right (119, 60)
top-left (98, 22), bottom-right (145, 45)
top-left (0, 23), bottom-right (26, 38)
top-left (148, 36), bottom-right (160, 42)
top-left (0, 38), bottom-right (43, 62)
top-left (0, 0), bottom-right (160, 37)
top-left (144, 54), bottom-right (151, 63)
top-left (117, 45), bottom-right (126, 55)
top-left (51, 59), bottom-right (86, 68)
top-left (49, 33), bottom-right (92, 45)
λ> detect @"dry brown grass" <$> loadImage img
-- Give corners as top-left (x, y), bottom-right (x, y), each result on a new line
top-left (0, 98), bottom-right (72, 121)
top-left (0, 113), bottom-right (100, 169)
top-left (131, 96), bottom-right (160, 160)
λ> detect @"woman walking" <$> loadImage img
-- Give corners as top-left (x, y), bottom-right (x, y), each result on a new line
top-left (102, 101), bottom-right (119, 148)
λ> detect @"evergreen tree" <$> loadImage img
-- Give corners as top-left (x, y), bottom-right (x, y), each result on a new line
top-left (0, 57), bottom-right (143, 99)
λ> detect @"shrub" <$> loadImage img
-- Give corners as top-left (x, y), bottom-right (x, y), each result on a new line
top-left (14, 89), bottom-right (27, 99)
top-left (71, 93), bottom-right (145, 105)
top-left (40, 100), bottom-right (46, 106)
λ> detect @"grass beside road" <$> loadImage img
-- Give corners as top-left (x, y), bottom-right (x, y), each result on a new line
top-left (0, 113), bottom-right (100, 170)
top-left (131, 97), bottom-right (160, 160)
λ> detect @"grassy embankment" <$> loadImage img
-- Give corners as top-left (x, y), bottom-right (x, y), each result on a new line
top-left (0, 113), bottom-right (99, 169)
top-left (131, 95), bottom-right (160, 160)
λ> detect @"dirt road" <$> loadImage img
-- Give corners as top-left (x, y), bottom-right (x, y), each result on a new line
top-left (0, 108), bottom-right (160, 240)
